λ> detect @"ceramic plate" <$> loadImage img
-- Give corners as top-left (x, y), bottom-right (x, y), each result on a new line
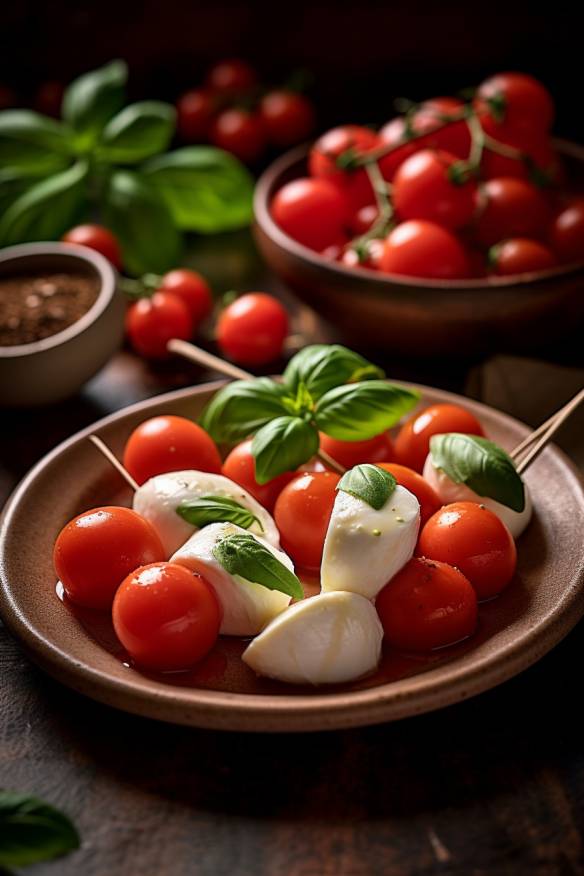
top-left (1, 382), bottom-right (583, 732)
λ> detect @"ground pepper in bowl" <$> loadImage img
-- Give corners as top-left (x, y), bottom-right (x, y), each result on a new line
top-left (0, 271), bottom-right (100, 347)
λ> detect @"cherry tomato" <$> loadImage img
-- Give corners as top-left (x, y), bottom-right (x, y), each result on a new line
top-left (113, 563), bottom-right (221, 671)
top-left (210, 108), bottom-right (266, 163)
top-left (123, 415), bottom-right (222, 485)
top-left (413, 97), bottom-right (471, 159)
top-left (376, 557), bottom-right (477, 651)
top-left (377, 117), bottom-right (419, 180)
top-left (349, 204), bottom-right (378, 236)
top-left (319, 432), bottom-right (394, 469)
top-left (549, 201), bottom-right (584, 263)
top-left (34, 80), bottom-right (64, 117)
top-left (418, 501), bottom-right (517, 599)
top-left (341, 239), bottom-right (384, 271)
top-left (260, 90), bottom-right (315, 147)
top-left (126, 292), bottom-right (192, 359)
top-left (271, 177), bottom-right (349, 251)
top-left (222, 439), bottom-right (296, 511)
top-left (217, 292), bottom-right (288, 365)
top-left (489, 238), bottom-right (556, 276)
top-left (309, 125), bottom-right (381, 210)
top-left (176, 88), bottom-right (215, 141)
top-left (475, 177), bottom-right (550, 247)
top-left (54, 507), bottom-right (165, 610)
top-left (274, 471), bottom-right (340, 570)
top-left (205, 59), bottom-right (257, 96)
top-left (393, 149), bottom-right (477, 231)
top-left (62, 224), bottom-right (123, 270)
top-left (480, 129), bottom-right (559, 183)
top-left (379, 220), bottom-right (469, 280)
top-left (394, 403), bottom-right (484, 473)
top-left (159, 268), bottom-right (213, 324)
top-left (475, 72), bottom-right (554, 138)
top-left (320, 240), bottom-right (348, 261)
top-left (377, 462), bottom-right (441, 525)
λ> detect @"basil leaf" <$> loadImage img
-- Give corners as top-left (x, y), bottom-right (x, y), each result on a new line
top-left (142, 146), bottom-right (254, 232)
top-left (337, 463), bottom-right (397, 510)
top-left (199, 379), bottom-right (293, 444)
top-left (251, 416), bottom-right (319, 484)
top-left (430, 433), bottom-right (525, 513)
top-left (212, 533), bottom-right (303, 600)
top-left (98, 101), bottom-right (176, 164)
top-left (176, 495), bottom-right (262, 531)
top-left (0, 166), bottom-right (62, 214)
top-left (102, 170), bottom-right (181, 275)
top-left (62, 59), bottom-right (127, 149)
top-left (315, 381), bottom-right (420, 441)
top-left (0, 161), bottom-right (88, 246)
top-left (0, 110), bottom-right (74, 169)
top-left (0, 790), bottom-right (79, 868)
top-left (283, 344), bottom-right (384, 400)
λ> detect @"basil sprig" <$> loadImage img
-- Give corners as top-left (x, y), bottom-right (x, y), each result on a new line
top-left (337, 464), bottom-right (397, 510)
top-left (430, 433), bottom-right (525, 512)
top-left (212, 534), bottom-right (303, 600)
top-left (176, 496), bottom-right (263, 532)
top-left (199, 378), bottom-right (293, 444)
top-left (0, 790), bottom-right (79, 868)
top-left (0, 60), bottom-right (253, 272)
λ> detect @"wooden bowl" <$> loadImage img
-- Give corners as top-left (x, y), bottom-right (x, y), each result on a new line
top-left (1, 382), bottom-right (583, 732)
top-left (254, 141), bottom-right (584, 356)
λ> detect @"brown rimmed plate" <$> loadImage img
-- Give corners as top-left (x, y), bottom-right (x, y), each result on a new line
top-left (1, 382), bottom-right (583, 732)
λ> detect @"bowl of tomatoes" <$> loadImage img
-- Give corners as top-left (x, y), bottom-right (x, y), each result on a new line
top-left (254, 72), bottom-right (584, 356)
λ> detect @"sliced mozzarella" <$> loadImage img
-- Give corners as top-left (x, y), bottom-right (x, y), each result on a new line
top-left (422, 455), bottom-right (533, 538)
top-left (321, 485), bottom-right (420, 599)
top-left (170, 522), bottom-right (292, 636)
top-left (133, 470), bottom-right (279, 557)
top-left (242, 591), bottom-right (383, 685)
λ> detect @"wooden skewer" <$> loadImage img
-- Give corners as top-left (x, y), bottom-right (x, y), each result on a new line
top-left (88, 435), bottom-right (138, 492)
top-left (511, 387), bottom-right (584, 475)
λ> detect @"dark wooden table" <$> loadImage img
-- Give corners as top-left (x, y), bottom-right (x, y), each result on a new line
top-left (1, 231), bottom-right (584, 876)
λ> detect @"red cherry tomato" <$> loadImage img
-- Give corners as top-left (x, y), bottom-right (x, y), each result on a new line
top-left (377, 117), bottom-right (420, 180)
top-left (126, 292), bottom-right (192, 359)
top-left (123, 415), bottom-right (222, 485)
top-left (320, 240), bottom-right (348, 261)
top-left (549, 201), bottom-right (584, 263)
top-left (113, 563), bottom-right (221, 671)
top-left (205, 59), bottom-right (257, 96)
top-left (393, 149), bottom-right (477, 231)
top-left (418, 501), bottom-right (517, 599)
top-left (413, 97), bottom-right (471, 159)
top-left (475, 177), bottom-right (550, 247)
top-left (274, 471), bottom-right (340, 570)
top-left (62, 224), bottom-right (122, 270)
top-left (475, 72), bottom-right (554, 138)
top-left (176, 88), bottom-right (216, 141)
top-left (377, 462), bottom-right (441, 525)
top-left (379, 220), bottom-right (469, 280)
top-left (260, 90), bottom-right (315, 147)
top-left (272, 177), bottom-right (349, 251)
top-left (395, 403), bottom-right (484, 473)
top-left (319, 432), bottom-right (394, 469)
top-left (159, 269), bottom-right (213, 324)
top-left (349, 204), bottom-right (378, 236)
top-left (217, 292), bottom-right (288, 365)
top-left (309, 125), bottom-right (381, 210)
top-left (341, 239), bottom-right (384, 271)
top-left (479, 129), bottom-right (559, 183)
top-left (489, 238), bottom-right (556, 276)
top-left (376, 557), bottom-right (477, 651)
top-left (210, 108), bottom-right (266, 163)
top-left (54, 507), bottom-right (165, 610)
top-left (222, 439), bottom-right (296, 511)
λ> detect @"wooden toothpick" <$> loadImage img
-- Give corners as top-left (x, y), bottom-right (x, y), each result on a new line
top-left (89, 435), bottom-right (138, 491)
top-left (510, 387), bottom-right (584, 475)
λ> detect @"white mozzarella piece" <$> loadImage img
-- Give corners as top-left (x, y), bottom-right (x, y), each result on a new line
top-left (170, 522), bottom-right (291, 636)
top-left (422, 455), bottom-right (533, 538)
top-left (133, 470), bottom-right (280, 557)
top-left (242, 591), bottom-right (383, 685)
top-left (321, 485), bottom-right (420, 599)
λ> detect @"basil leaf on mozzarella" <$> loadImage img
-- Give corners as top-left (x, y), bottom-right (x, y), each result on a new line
top-left (176, 495), bottom-right (263, 532)
top-left (337, 464), bottom-right (397, 510)
top-left (212, 533), bottom-right (304, 600)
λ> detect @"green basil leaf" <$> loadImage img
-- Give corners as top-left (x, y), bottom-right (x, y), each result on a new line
top-left (0, 110), bottom-right (74, 169)
top-left (98, 101), bottom-right (176, 164)
top-left (283, 344), bottom-right (385, 400)
top-left (429, 433), bottom-right (525, 513)
top-left (337, 463), bottom-right (397, 510)
top-left (0, 161), bottom-right (88, 246)
top-left (0, 166), bottom-right (63, 214)
top-left (142, 146), bottom-right (254, 232)
top-left (102, 170), bottom-right (181, 275)
top-left (315, 380), bottom-right (420, 441)
top-left (212, 533), bottom-right (303, 600)
top-left (0, 790), bottom-right (79, 868)
top-left (62, 59), bottom-right (127, 148)
top-left (176, 495), bottom-right (262, 531)
top-left (199, 378), bottom-right (293, 444)
top-left (251, 416), bottom-right (319, 484)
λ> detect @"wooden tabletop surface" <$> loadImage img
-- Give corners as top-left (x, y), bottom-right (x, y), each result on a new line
top-left (1, 230), bottom-right (583, 875)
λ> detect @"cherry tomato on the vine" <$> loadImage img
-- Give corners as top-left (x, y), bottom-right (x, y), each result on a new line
top-left (349, 204), bottom-right (379, 236)
top-left (376, 462), bottom-right (441, 525)
top-left (210, 108), bottom-right (266, 163)
top-left (274, 471), bottom-right (340, 570)
top-left (413, 97), bottom-right (471, 159)
top-left (123, 415), bottom-right (222, 485)
top-left (272, 177), bottom-right (349, 251)
top-left (475, 72), bottom-right (554, 139)
top-left (549, 201), bottom-right (584, 264)
top-left (394, 403), bottom-right (484, 473)
top-left (62, 224), bottom-right (123, 270)
top-left (222, 439), bottom-right (297, 511)
top-left (379, 220), bottom-right (469, 280)
top-left (377, 117), bottom-right (419, 181)
top-left (393, 149), bottom-right (477, 230)
top-left (126, 292), bottom-right (192, 359)
top-left (341, 239), bottom-right (384, 270)
top-left (475, 177), bottom-right (550, 247)
top-left (217, 292), bottom-right (288, 365)
top-left (480, 129), bottom-right (559, 184)
top-left (159, 269), bottom-right (213, 324)
top-left (309, 125), bottom-right (381, 210)
top-left (319, 432), bottom-right (394, 469)
top-left (176, 88), bottom-right (216, 141)
top-left (204, 59), bottom-right (258, 96)
top-left (260, 90), bottom-right (315, 147)
top-left (489, 238), bottom-right (556, 276)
